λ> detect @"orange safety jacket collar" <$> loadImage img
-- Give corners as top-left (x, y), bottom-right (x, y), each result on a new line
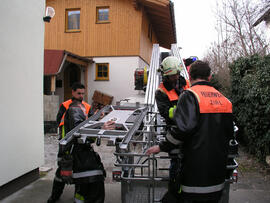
top-left (183, 79), bottom-right (191, 90)
top-left (187, 85), bottom-right (232, 113)
top-left (59, 99), bottom-right (91, 127)
top-left (158, 82), bottom-right (179, 102)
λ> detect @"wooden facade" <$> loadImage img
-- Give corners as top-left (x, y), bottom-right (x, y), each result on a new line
top-left (140, 8), bottom-right (158, 63)
top-left (46, 0), bottom-right (146, 62)
top-left (45, 0), bottom-right (175, 64)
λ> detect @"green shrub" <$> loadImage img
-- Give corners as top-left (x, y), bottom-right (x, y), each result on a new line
top-left (210, 68), bottom-right (231, 98)
top-left (230, 54), bottom-right (270, 161)
top-left (210, 74), bottom-right (222, 91)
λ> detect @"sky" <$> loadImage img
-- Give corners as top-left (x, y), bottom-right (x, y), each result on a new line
top-left (171, 0), bottom-right (218, 59)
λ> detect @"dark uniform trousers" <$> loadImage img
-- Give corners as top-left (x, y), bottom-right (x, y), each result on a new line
top-left (74, 181), bottom-right (104, 203)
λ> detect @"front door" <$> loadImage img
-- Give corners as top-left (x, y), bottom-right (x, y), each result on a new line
top-left (64, 63), bottom-right (81, 101)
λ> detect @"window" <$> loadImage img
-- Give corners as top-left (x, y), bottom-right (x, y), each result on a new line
top-left (96, 63), bottom-right (109, 80)
top-left (65, 8), bottom-right (80, 32)
top-left (96, 7), bottom-right (109, 23)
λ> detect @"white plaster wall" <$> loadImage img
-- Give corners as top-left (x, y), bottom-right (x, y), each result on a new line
top-left (0, 0), bottom-right (45, 185)
top-left (88, 57), bottom-right (149, 104)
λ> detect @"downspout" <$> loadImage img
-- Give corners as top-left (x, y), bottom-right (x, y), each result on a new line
top-left (169, 1), bottom-right (177, 43)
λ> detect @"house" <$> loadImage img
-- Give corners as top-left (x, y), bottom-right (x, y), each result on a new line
top-left (253, 7), bottom-right (270, 41)
top-left (44, 0), bottom-right (176, 107)
top-left (0, 0), bottom-right (45, 199)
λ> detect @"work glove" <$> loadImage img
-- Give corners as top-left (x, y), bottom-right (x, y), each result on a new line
top-left (59, 154), bottom-right (73, 184)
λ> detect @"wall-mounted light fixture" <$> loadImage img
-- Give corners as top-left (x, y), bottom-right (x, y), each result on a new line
top-left (43, 6), bottom-right (55, 23)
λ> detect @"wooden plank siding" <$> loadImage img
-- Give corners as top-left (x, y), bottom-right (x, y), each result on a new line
top-left (139, 8), bottom-right (157, 63)
top-left (45, 0), bottom-right (156, 64)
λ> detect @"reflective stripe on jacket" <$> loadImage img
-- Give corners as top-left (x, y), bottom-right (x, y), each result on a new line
top-left (181, 182), bottom-right (225, 194)
top-left (59, 99), bottom-right (91, 127)
top-left (158, 82), bottom-right (179, 102)
top-left (72, 170), bottom-right (103, 179)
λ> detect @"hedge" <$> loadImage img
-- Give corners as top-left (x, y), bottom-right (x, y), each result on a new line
top-left (230, 54), bottom-right (270, 161)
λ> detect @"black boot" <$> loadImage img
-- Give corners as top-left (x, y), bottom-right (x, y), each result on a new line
top-left (47, 177), bottom-right (65, 203)
top-left (47, 196), bottom-right (59, 203)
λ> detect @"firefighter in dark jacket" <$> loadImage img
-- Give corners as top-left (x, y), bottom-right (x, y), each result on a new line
top-left (63, 100), bottom-right (115, 203)
top-left (147, 60), bottom-right (234, 203)
top-left (155, 56), bottom-right (187, 202)
top-left (156, 56), bottom-right (187, 125)
top-left (48, 82), bottom-right (92, 203)
top-left (47, 82), bottom-right (115, 203)
top-left (56, 90), bottom-right (93, 140)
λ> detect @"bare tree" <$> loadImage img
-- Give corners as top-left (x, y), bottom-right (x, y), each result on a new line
top-left (209, 0), bottom-right (268, 59)
top-left (203, 0), bottom-right (269, 94)
top-left (217, 0), bottom-right (268, 58)
top-left (261, 0), bottom-right (270, 9)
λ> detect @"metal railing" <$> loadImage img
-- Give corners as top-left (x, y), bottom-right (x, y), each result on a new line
top-left (171, 43), bottom-right (189, 80)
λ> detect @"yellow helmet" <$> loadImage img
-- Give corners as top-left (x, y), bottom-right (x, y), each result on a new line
top-left (160, 56), bottom-right (182, 76)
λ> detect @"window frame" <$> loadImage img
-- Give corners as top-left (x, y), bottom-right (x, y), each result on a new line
top-left (96, 6), bottom-right (110, 24)
top-left (95, 63), bottom-right (109, 81)
top-left (65, 8), bottom-right (81, 33)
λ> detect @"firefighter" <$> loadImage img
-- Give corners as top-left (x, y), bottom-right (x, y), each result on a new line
top-left (47, 82), bottom-right (114, 203)
top-left (155, 56), bottom-right (186, 202)
top-left (156, 56), bottom-right (186, 125)
top-left (47, 82), bottom-right (91, 203)
top-left (63, 100), bottom-right (114, 203)
top-left (56, 83), bottom-right (93, 139)
top-left (147, 60), bottom-right (234, 203)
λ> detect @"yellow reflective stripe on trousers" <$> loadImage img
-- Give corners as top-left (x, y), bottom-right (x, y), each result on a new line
top-left (181, 182), bottom-right (225, 194)
top-left (75, 193), bottom-right (84, 203)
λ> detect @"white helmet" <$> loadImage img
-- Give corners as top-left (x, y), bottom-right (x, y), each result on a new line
top-left (160, 56), bottom-right (182, 76)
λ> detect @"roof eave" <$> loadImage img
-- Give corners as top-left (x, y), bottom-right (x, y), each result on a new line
top-left (136, 0), bottom-right (177, 47)
top-left (253, 7), bottom-right (270, 27)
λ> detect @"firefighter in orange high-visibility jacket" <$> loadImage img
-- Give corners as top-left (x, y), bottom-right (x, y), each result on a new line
top-left (47, 82), bottom-right (93, 203)
top-left (155, 56), bottom-right (187, 202)
top-left (56, 86), bottom-right (92, 140)
top-left (148, 60), bottom-right (234, 203)
top-left (48, 82), bottom-right (115, 203)
top-left (156, 56), bottom-right (187, 126)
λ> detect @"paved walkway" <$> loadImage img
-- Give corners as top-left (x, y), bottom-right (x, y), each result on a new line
top-left (2, 134), bottom-right (270, 203)
top-left (229, 148), bottom-right (270, 203)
